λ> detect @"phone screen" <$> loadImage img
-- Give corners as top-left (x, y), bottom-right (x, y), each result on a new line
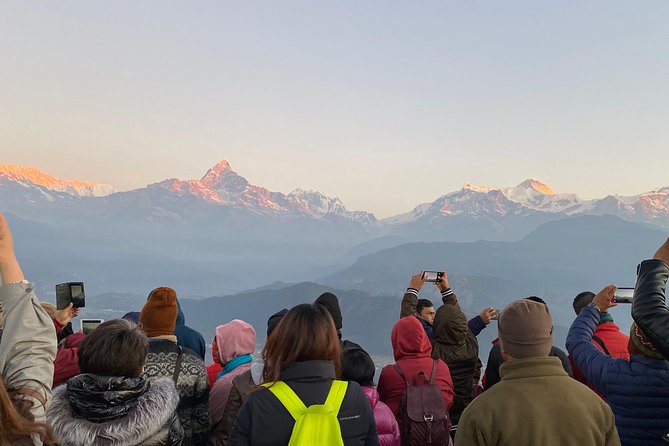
top-left (422, 271), bottom-right (441, 282)
top-left (613, 287), bottom-right (634, 304)
top-left (81, 320), bottom-right (103, 335)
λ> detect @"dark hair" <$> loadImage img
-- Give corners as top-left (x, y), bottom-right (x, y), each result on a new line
top-left (525, 296), bottom-right (547, 305)
top-left (416, 299), bottom-right (434, 315)
top-left (263, 304), bottom-right (341, 383)
top-left (342, 348), bottom-right (375, 387)
top-left (0, 377), bottom-right (55, 445)
top-left (573, 291), bottom-right (595, 316)
top-left (78, 319), bottom-right (148, 377)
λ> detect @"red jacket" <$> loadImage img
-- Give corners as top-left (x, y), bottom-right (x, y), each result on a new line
top-left (378, 316), bottom-right (454, 416)
top-left (207, 336), bottom-right (224, 388)
top-left (569, 321), bottom-right (630, 397)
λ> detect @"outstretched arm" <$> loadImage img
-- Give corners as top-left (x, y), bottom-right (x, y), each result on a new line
top-left (0, 213), bottom-right (57, 420)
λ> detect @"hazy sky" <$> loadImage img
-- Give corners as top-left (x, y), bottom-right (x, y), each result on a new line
top-left (1, 1), bottom-right (667, 217)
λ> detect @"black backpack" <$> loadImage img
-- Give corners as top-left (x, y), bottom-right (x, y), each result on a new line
top-left (393, 360), bottom-right (451, 446)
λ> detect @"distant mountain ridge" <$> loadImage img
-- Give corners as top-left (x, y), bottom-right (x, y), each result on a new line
top-left (2, 161), bottom-right (669, 232)
top-left (0, 164), bottom-right (115, 197)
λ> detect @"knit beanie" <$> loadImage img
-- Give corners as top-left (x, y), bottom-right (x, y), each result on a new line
top-left (315, 292), bottom-right (343, 330)
top-left (267, 309), bottom-right (288, 338)
top-left (498, 299), bottom-right (553, 359)
top-left (628, 322), bottom-right (664, 359)
top-left (140, 287), bottom-right (178, 337)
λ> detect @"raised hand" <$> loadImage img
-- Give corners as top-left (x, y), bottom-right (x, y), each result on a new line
top-left (409, 273), bottom-right (425, 292)
top-left (0, 213), bottom-right (24, 284)
top-left (593, 285), bottom-right (617, 312)
top-left (654, 237), bottom-right (669, 266)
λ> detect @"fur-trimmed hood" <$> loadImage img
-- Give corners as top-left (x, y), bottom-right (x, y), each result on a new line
top-left (47, 377), bottom-right (183, 446)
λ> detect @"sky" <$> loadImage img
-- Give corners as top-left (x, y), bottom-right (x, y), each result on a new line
top-left (1, 1), bottom-right (667, 218)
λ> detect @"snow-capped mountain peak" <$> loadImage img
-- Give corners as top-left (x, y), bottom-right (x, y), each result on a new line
top-left (462, 183), bottom-right (499, 193)
top-left (517, 179), bottom-right (555, 195)
top-left (0, 164), bottom-right (115, 197)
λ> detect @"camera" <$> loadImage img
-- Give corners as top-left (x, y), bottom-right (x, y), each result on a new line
top-left (56, 282), bottom-right (86, 310)
top-left (422, 271), bottom-right (444, 283)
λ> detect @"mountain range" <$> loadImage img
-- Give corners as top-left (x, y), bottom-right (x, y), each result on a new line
top-left (2, 160), bottom-right (668, 297)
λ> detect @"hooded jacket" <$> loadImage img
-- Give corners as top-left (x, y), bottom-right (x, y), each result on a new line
top-left (48, 375), bottom-right (184, 446)
top-left (208, 320), bottom-right (256, 446)
top-left (228, 360), bottom-right (378, 446)
top-left (567, 304), bottom-right (669, 446)
top-left (632, 259), bottom-right (669, 360)
top-left (377, 316), bottom-right (454, 417)
top-left (175, 300), bottom-right (206, 361)
top-left (430, 289), bottom-right (479, 425)
top-left (361, 386), bottom-right (400, 446)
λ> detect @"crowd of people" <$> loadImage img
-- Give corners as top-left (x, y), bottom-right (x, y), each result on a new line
top-left (1, 210), bottom-right (669, 446)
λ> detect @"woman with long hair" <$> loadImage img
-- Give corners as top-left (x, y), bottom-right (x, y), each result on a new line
top-left (228, 303), bottom-right (378, 446)
top-left (0, 213), bottom-right (57, 446)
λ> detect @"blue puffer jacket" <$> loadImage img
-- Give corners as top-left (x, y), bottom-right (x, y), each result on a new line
top-left (567, 304), bottom-right (669, 446)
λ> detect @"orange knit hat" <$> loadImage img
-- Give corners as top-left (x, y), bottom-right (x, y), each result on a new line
top-left (140, 287), bottom-right (178, 337)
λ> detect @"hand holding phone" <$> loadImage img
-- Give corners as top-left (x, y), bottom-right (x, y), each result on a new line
top-left (56, 282), bottom-right (86, 310)
top-left (593, 285), bottom-right (617, 312)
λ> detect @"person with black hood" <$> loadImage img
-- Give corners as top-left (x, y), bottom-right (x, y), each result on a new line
top-left (175, 300), bottom-right (206, 361)
top-left (314, 292), bottom-right (362, 351)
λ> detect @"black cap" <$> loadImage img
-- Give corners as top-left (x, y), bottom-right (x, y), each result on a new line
top-left (315, 292), bottom-right (343, 330)
top-left (267, 309), bottom-right (289, 338)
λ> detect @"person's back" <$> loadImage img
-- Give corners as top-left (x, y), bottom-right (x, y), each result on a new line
top-left (569, 291), bottom-right (630, 397)
top-left (343, 347), bottom-right (400, 446)
top-left (228, 304), bottom-right (378, 446)
top-left (141, 287), bottom-right (209, 446)
top-left (209, 319), bottom-right (256, 446)
top-left (460, 356), bottom-right (618, 445)
top-left (484, 343), bottom-right (573, 389)
top-left (567, 286), bottom-right (669, 446)
top-left (175, 300), bottom-right (206, 361)
top-left (457, 299), bottom-right (620, 446)
top-left (47, 319), bottom-right (184, 446)
top-left (378, 316), bottom-right (454, 418)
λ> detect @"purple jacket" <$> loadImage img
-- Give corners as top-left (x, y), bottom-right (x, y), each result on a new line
top-left (361, 386), bottom-right (400, 446)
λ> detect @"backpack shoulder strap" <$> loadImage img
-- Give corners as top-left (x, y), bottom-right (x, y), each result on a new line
top-left (592, 335), bottom-right (611, 356)
top-left (324, 380), bottom-right (349, 415)
top-left (263, 381), bottom-right (308, 420)
top-left (429, 359), bottom-right (439, 384)
top-left (172, 346), bottom-right (183, 383)
top-left (392, 364), bottom-right (408, 384)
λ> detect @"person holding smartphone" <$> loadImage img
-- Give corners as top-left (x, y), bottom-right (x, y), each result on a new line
top-left (567, 284), bottom-right (669, 445)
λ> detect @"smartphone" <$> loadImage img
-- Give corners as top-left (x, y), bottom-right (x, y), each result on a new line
top-left (612, 287), bottom-right (634, 304)
top-left (422, 271), bottom-right (444, 283)
top-left (55, 282), bottom-right (86, 310)
top-left (81, 319), bottom-right (104, 335)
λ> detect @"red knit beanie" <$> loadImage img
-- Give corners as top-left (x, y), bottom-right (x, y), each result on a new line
top-left (140, 287), bottom-right (178, 338)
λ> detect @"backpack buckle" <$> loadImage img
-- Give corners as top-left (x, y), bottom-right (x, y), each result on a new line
top-left (424, 414), bottom-right (434, 422)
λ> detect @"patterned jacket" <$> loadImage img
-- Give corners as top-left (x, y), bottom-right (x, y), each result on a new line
top-left (144, 339), bottom-right (210, 446)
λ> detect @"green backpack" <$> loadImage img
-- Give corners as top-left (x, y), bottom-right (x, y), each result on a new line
top-left (262, 380), bottom-right (349, 446)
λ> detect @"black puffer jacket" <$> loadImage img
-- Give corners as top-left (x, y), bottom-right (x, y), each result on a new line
top-left (632, 259), bottom-right (669, 360)
top-left (228, 360), bottom-right (378, 446)
top-left (47, 374), bottom-right (184, 446)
